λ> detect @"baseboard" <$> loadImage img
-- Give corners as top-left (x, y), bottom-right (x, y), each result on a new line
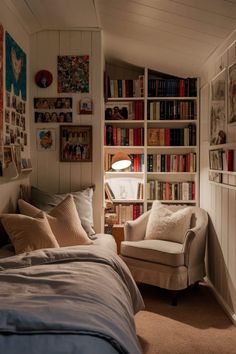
top-left (206, 277), bottom-right (236, 326)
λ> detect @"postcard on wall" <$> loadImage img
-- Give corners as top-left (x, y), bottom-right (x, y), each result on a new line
top-left (5, 32), bottom-right (27, 101)
top-left (228, 61), bottom-right (236, 124)
top-left (37, 129), bottom-right (56, 151)
top-left (57, 55), bottom-right (89, 93)
top-left (209, 69), bottom-right (227, 145)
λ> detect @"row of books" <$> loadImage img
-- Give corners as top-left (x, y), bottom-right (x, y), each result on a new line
top-left (147, 181), bottom-right (195, 201)
top-left (105, 204), bottom-right (144, 225)
top-left (147, 125), bottom-right (196, 146)
top-left (104, 153), bottom-right (144, 172)
top-left (105, 126), bottom-right (144, 146)
top-left (209, 149), bottom-right (234, 171)
top-left (109, 76), bottom-right (144, 98)
top-left (105, 101), bottom-right (144, 120)
top-left (148, 100), bottom-right (196, 120)
top-left (147, 153), bottom-right (196, 173)
top-left (148, 78), bottom-right (197, 97)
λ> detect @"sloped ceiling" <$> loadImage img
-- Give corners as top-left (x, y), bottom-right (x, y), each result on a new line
top-left (5, 0), bottom-right (236, 76)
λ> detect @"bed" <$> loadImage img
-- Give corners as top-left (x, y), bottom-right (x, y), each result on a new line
top-left (0, 186), bottom-right (144, 354)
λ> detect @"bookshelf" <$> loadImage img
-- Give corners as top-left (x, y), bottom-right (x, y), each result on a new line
top-left (103, 64), bottom-right (199, 232)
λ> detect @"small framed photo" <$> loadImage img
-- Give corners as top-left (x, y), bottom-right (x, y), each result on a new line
top-left (79, 98), bottom-right (92, 114)
top-left (37, 129), bottom-right (56, 151)
top-left (60, 125), bottom-right (92, 162)
top-left (228, 61), bottom-right (236, 124)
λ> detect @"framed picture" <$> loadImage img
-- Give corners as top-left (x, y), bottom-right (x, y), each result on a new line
top-left (60, 125), bottom-right (92, 162)
top-left (79, 98), bottom-right (92, 114)
top-left (228, 61), bottom-right (236, 124)
top-left (209, 149), bottom-right (223, 170)
top-left (209, 69), bottom-right (227, 145)
top-left (37, 129), bottom-right (56, 151)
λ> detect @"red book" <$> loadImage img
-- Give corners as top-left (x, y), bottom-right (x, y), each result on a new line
top-left (192, 182), bottom-right (195, 200)
top-left (112, 127), bottom-right (117, 146)
top-left (166, 154), bottom-right (171, 172)
top-left (227, 150), bottom-right (234, 171)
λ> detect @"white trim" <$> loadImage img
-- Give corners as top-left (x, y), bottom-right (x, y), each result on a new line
top-left (206, 277), bottom-right (236, 326)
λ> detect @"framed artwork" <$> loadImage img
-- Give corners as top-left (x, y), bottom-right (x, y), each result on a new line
top-left (34, 97), bottom-right (73, 123)
top-left (60, 125), bottom-right (92, 162)
top-left (37, 129), bottom-right (56, 151)
top-left (79, 98), bottom-right (92, 114)
top-left (209, 69), bottom-right (227, 145)
top-left (34, 97), bottom-right (72, 109)
top-left (228, 61), bottom-right (236, 124)
top-left (57, 55), bottom-right (89, 93)
top-left (5, 32), bottom-right (27, 101)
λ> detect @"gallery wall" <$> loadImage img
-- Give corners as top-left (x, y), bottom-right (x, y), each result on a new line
top-left (200, 32), bottom-right (236, 323)
top-left (0, 0), bottom-right (30, 213)
top-left (29, 30), bottom-right (104, 233)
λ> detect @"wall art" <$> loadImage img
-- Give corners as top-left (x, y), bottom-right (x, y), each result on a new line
top-left (37, 128), bottom-right (56, 151)
top-left (57, 55), bottom-right (89, 93)
top-left (34, 97), bottom-right (72, 123)
top-left (79, 97), bottom-right (92, 114)
top-left (60, 125), bottom-right (92, 162)
top-left (5, 31), bottom-right (26, 101)
top-left (228, 61), bottom-right (236, 124)
top-left (35, 70), bottom-right (53, 88)
top-left (209, 69), bottom-right (227, 145)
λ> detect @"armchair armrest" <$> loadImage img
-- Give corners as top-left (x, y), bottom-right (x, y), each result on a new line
top-left (124, 210), bottom-right (151, 241)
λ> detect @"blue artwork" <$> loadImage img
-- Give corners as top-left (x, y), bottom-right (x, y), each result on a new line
top-left (5, 32), bottom-right (26, 101)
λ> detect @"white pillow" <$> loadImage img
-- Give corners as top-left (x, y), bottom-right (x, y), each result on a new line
top-left (145, 202), bottom-right (192, 244)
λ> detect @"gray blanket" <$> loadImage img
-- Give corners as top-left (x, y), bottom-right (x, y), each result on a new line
top-left (0, 245), bottom-right (144, 354)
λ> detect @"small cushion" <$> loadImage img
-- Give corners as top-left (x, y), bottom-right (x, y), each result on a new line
top-left (30, 186), bottom-right (95, 236)
top-left (18, 195), bottom-right (92, 247)
top-left (1, 213), bottom-right (59, 254)
top-left (145, 202), bottom-right (192, 244)
top-left (121, 240), bottom-right (185, 267)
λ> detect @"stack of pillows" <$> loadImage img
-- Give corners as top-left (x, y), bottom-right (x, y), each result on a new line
top-left (0, 186), bottom-right (95, 255)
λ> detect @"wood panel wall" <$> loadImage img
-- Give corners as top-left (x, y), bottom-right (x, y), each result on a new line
top-left (29, 30), bottom-right (103, 233)
top-left (200, 35), bottom-right (236, 322)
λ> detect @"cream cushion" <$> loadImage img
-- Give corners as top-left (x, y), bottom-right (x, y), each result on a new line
top-left (145, 202), bottom-right (192, 244)
top-left (1, 213), bottom-right (59, 254)
top-left (121, 240), bottom-right (184, 267)
top-left (18, 195), bottom-right (92, 247)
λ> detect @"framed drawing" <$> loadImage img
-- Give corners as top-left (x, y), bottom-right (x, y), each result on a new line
top-left (60, 125), bottom-right (92, 162)
top-left (209, 69), bottom-right (227, 145)
top-left (228, 61), bottom-right (236, 124)
top-left (37, 129), bottom-right (56, 151)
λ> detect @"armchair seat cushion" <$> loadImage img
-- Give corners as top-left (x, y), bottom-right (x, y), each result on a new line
top-left (121, 240), bottom-right (185, 267)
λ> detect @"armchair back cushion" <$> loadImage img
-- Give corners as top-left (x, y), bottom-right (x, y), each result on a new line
top-left (145, 202), bottom-right (192, 244)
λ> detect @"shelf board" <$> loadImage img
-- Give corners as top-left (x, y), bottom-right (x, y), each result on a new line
top-left (104, 145), bottom-right (144, 149)
top-left (147, 146), bottom-right (197, 149)
top-left (147, 96), bottom-right (197, 101)
top-left (147, 120), bottom-right (196, 124)
top-left (209, 169), bottom-right (236, 175)
top-left (147, 199), bottom-right (196, 204)
top-left (111, 199), bottom-right (144, 203)
top-left (21, 168), bottom-right (33, 172)
top-left (209, 181), bottom-right (236, 191)
top-left (105, 120), bottom-right (144, 124)
top-left (105, 171), bottom-right (144, 177)
top-left (107, 97), bottom-right (144, 101)
top-left (209, 143), bottom-right (236, 150)
top-left (147, 172), bottom-right (196, 175)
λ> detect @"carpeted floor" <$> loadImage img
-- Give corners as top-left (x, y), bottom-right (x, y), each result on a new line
top-left (135, 283), bottom-right (236, 354)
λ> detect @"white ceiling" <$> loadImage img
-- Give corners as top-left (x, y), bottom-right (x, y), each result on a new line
top-left (5, 0), bottom-right (236, 76)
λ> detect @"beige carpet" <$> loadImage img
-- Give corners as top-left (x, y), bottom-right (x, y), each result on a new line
top-left (135, 283), bottom-right (236, 354)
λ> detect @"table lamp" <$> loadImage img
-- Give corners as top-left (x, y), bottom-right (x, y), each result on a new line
top-left (111, 152), bottom-right (131, 170)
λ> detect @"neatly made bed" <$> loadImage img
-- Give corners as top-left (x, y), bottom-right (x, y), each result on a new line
top-left (0, 245), bottom-right (144, 354)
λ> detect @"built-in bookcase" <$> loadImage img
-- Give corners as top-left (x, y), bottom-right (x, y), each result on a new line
top-left (103, 64), bottom-right (199, 232)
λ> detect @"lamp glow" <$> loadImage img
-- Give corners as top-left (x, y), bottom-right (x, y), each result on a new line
top-left (111, 152), bottom-right (131, 170)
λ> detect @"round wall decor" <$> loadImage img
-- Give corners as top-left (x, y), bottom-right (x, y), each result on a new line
top-left (35, 70), bottom-right (53, 88)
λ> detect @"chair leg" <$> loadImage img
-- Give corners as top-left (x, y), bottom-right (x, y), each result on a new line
top-left (171, 290), bottom-right (178, 306)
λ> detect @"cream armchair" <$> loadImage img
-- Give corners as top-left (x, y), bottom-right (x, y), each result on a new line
top-left (120, 206), bottom-right (208, 294)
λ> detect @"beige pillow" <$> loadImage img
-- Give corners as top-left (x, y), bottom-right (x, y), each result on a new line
top-left (1, 213), bottom-right (59, 254)
top-left (145, 202), bottom-right (192, 244)
top-left (18, 195), bottom-right (92, 247)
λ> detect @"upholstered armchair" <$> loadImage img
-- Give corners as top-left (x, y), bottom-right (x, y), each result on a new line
top-left (120, 205), bottom-right (208, 298)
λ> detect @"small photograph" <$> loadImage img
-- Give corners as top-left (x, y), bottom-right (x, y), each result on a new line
top-left (11, 111), bottom-right (16, 125)
top-left (34, 111), bottom-right (72, 123)
top-left (105, 102), bottom-right (129, 120)
top-left (3, 146), bottom-right (13, 167)
top-left (37, 129), bottom-right (55, 151)
top-left (5, 125), bottom-right (9, 134)
top-left (20, 116), bottom-right (25, 130)
top-left (24, 132), bottom-right (27, 146)
top-left (11, 95), bottom-right (16, 109)
top-left (5, 92), bottom-right (11, 107)
top-left (5, 109), bottom-right (10, 123)
top-left (34, 97), bottom-right (72, 109)
top-left (79, 98), bottom-right (92, 114)
top-left (5, 135), bottom-right (10, 145)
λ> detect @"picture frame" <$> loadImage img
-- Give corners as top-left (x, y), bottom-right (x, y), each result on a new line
top-left (79, 98), bottom-right (92, 114)
top-left (60, 125), bottom-right (92, 162)
top-left (37, 128), bottom-right (56, 151)
top-left (209, 68), bottom-right (227, 145)
top-left (228, 61), bottom-right (236, 125)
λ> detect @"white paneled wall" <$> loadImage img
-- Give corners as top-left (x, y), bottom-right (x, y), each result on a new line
top-left (200, 36), bottom-right (236, 321)
top-left (30, 30), bottom-right (103, 233)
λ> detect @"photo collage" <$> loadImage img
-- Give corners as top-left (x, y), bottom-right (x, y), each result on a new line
top-left (34, 97), bottom-right (72, 123)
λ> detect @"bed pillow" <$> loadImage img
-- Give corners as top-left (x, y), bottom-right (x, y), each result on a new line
top-left (18, 195), bottom-right (92, 247)
top-left (1, 213), bottom-right (59, 254)
top-left (145, 202), bottom-right (192, 244)
top-left (29, 186), bottom-right (95, 236)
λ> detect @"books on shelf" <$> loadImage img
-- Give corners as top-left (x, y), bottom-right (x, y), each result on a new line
top-left (105, 153), bottom-right (144, 172)
top-left (148, 100), bottom-right (196, 120)
top-left (147, 125), bottom-right (196, 146)
top-left (147, 153), bottom-right (196, 172)
top-left (148, 78), bottom-right (197, 97)
top-left (109, 75), bottom-right (144, 98)
top-left (146, 180), bottom-right (195, 201)
top-left (105, 101), bottom-right (144, 120)
top-left (105, 126), bottom-right (144, 146)
top-left (105, 203), bottom-right (144, 225)
top-left (104, 182), bottom-right (115, 201)
top-left (209, 149), bottom-right (235, 171)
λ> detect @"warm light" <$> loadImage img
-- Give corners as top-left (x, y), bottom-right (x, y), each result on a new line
top-left (111, 152), bottom-right (131, 170)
